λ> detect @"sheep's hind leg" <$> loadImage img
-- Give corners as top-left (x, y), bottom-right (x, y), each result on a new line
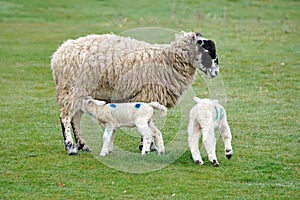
top-left (71, 111), bottom-right (92, 152)
top-left (60, 110), bottom-right (77, 155)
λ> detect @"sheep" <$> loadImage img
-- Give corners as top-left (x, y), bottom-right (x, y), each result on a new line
top-left (188, 97), bottom-right (233, 167)
top-left (51, 31), bottom-right (220, 155)
top-left (82, 96), bottom-right (167, 156)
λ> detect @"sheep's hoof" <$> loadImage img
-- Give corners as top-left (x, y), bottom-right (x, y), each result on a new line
top-left (65, 142), bottom-right (78, 155)
top-left (68, 148), bottom-right (78, 156)
top-left (226, 154), bottom-right (232, 159)
top-left (79, 144), bottom-right (92, 152)
top-left (211, 160), bottom-right (219, 167)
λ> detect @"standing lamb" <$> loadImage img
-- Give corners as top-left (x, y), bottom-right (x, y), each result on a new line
top-left (51, 31), bottom-right (220, 155)
top-left (188, 97), bottom-right (233, 167)
top-left (82, 96), bottom-right (167, 156)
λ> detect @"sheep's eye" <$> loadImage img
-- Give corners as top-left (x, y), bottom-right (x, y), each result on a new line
top-left (197, 40), bottom-right (204, 46)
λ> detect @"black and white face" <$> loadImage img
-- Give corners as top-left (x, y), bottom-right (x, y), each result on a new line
top-left (193, 32), bottom-right (219, 78)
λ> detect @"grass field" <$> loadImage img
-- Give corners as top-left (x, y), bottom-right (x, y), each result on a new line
top-left (0, 0), bottom-right (299, 199)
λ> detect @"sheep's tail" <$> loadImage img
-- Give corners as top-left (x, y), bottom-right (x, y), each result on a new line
top-left (149, 102), bottom-right (167, 117)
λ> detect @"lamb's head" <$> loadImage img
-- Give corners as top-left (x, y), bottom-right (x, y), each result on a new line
top-left (190, 32), bottom-right (219, 78)
top-left (82, 96), bottom-right (106, 117)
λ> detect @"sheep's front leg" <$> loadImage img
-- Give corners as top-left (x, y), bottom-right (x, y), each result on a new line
top-left (60, 109), bottom-right (77, 155)
top-left (71, 110), bottom-right (91, 152)
top-left (149, 120), bottom-right (165, 155)
top-left (202, 123), bottom-right (219, 167)
top-left (136, 119), bottom-right (152, 155)
top-left (100, 127), bottom-right (114, 156)
top-left (221, 120), bottom-right (233, 159)
top-left (188, 119), bottom-right (204, 165)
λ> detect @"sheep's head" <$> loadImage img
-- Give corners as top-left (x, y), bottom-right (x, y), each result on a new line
top-left (192, 32), bottom-right (219, 78)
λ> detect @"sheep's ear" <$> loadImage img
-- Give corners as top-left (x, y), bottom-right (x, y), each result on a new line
top-left (193, 97), bottom-right (202, 103)
top-left (195, 32), bottom-right (202, 37)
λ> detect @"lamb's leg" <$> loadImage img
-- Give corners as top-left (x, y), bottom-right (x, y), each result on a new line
top-left (139, 138), bottom-right (157, 152)
top-left (100, 127), bottom-right (114, 156)
top-left (136, 119), bottom-right (152, 155)
top-left (202, 123), bottom-right (219, 167)
top-left (108, 130), bottom-right (115, 154)
top-left (188, 119), bottom-right (204, 165)
top-left (221, 119), bottom-right (233, 159)
top-left (60, 109), bottom-right (77, 155)
top-left (149, 120), bottom-right (165, 155)
top-left (71, 110), bottom-right (91, 152)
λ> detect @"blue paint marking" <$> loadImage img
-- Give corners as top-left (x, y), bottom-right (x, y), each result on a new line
top-left (109, 103), bottom-right (117, 108)
top-left (135, 103), bottom-right (141, 109)
top-left (214, 106), bottom-right (218, 120)
top-left (220, 108), bottom-right (224, 121)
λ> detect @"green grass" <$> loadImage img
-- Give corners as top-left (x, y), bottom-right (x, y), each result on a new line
top-left (1, 0), bottom-right (299, 199)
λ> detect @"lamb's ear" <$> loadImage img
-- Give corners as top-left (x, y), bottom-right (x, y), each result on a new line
top-left (85, 98), bottom-right (106, 106)
top-left (193, 97), bottom-right (202, 104)
top-left (92, 100), bottom-right (106, 106)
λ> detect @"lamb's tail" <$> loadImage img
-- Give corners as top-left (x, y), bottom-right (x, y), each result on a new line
top-left (149, 102), bottom-right (167, 117)
top-left (193, 97), bottom-right (202, 104)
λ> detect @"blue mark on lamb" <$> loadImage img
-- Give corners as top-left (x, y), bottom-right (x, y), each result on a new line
top-left (219, 108), bottom-right (224, 121)
top-left (135, 103), bottom-right (142, 109)
top-left (109, 104), bottom-right (117, 108)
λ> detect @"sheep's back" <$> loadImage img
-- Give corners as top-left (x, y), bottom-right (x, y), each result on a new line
top-left (50, 34), bottom-right (151, 107)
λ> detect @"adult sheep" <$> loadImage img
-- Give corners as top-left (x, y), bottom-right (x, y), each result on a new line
top-left (51, 31), bottom-right (220, 155)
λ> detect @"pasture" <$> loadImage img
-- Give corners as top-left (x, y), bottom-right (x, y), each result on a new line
top-left (0, 0), bottom-right (299, 199)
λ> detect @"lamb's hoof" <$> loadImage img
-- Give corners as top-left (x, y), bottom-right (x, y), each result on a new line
top-left (139, 142), bottom-right (157, 152)
top-left (211, 160), bottom-right (219, 167)
top-left (142, 150), bottom-right (149, 155)
top-left (150, 143), bottom-right (158, 152)
top-left (100, 152), bottom-right (108, 157)
top-left (225, 149), bottom-right (232, 159)
top-left (195, 160), bottom-right (204, 165)
top-left (158, 150), bottom-right (165, 155)
top-left (138, 144), bottom-right (143, 152)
